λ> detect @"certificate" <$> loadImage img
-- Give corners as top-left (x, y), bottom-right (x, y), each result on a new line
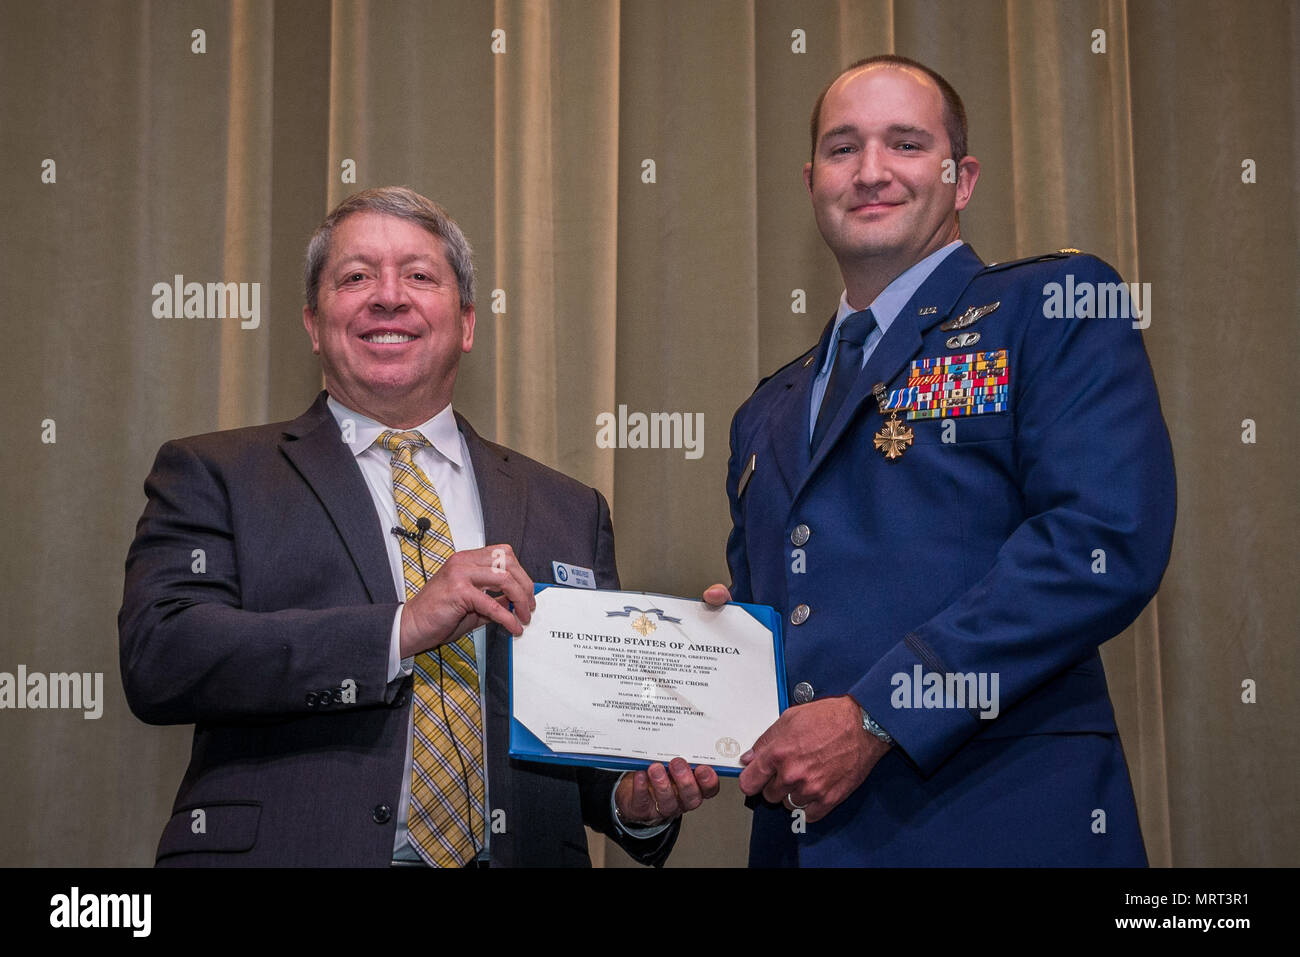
top-left (509, 585), bottom-right (787, 775)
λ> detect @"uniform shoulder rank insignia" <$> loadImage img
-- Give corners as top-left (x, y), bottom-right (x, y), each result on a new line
top-left (940, 300), bottom-right (1000, 331)
top-left (979, 250), bottom-right (1083, 274)
top-left (752, 348), bottom-right (816, 394)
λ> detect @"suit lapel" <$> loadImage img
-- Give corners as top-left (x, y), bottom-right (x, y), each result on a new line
top-left (768, 316), bottom-right (835, 496)
top-left (799, 245), bottom-right (986, 492)
top-left (457, 413), bottom-right (527, 555)
top-left (279, 392), bottom-right (398, 605)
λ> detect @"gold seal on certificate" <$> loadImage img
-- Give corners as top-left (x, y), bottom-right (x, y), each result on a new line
top-left (510, 587), bottom-right (787, 774)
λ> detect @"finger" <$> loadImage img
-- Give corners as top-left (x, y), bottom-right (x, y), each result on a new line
top-left (476, 551), bottom-right (533, 626)
top-left (694, 764), bottom-right (720, 799)
top-left (739, 717), bottom-right (780, 768)
top-left (467, 587), bottom-right (525, 637)
top-left (804, 801), bottom-right (830, 824)
top-left (737, 756), bottom-right (774, 797)
top-left (762, 779), bottom-right (791, 806)
top-left (475, 547), bottom-right (531, 620)
top-left (491, 544), bottom-right (535, 614)
top-left (645, 762), bottom-right (677, 818)
top-left (702, 583), bottom-right (731, 606)
top-left (665, 758), bottom-right (702, 811)
top-left (625, 770), bottom-right (655, 821)
top-left (494, 573), bottom-right (533, 627)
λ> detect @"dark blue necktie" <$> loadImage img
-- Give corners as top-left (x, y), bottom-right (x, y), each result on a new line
top-left (811, 308), bottom-right (876, 452)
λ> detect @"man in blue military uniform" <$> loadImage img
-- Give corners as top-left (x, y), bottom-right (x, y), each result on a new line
top-left (705, 55), bottom-right (1175, 865)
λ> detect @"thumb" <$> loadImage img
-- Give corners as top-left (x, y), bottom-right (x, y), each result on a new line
top-left (702, 583), bottom-right (732, 606)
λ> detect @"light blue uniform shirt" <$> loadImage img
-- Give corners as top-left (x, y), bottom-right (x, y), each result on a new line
top-left (808, 241), bottom-right (963, 439)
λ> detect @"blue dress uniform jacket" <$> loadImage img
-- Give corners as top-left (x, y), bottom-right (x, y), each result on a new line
top-left (726, 244), bottom-right (1175, 866)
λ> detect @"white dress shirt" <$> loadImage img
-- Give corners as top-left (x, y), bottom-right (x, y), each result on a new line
top-left (326, 396), bottom-right (488, 862)
top-left (326, 396), bottom-right (663, 863)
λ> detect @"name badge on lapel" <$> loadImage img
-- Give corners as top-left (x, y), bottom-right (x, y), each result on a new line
top-left (552, 561), bottom-right (596, 589)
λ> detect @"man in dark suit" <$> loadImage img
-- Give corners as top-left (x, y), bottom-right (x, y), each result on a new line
top-left (706, 56), bottom-right (1175, 865)
top-left (120, 186), bottom-right (718, 866)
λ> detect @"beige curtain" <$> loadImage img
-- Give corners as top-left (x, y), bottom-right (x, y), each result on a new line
top-left (0, 0), bottom-right (1293, 867)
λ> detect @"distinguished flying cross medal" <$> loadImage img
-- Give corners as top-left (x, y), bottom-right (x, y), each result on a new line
top-left (872, 382), bottom-right (914, 461)
top-left (631, 613), bottom-right (657, 636)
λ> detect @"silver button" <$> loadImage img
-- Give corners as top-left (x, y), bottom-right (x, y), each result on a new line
top-left (792, 681), bottom-right (815, 704)
top-left (790, 524), bottom-right (810, 547)
top-left (790, 603), bottom-right (810, 625)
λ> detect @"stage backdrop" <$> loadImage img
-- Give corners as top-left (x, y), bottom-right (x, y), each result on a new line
top-left (0, 0), bottom-right (1294, 867)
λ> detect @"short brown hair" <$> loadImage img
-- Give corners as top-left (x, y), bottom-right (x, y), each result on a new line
top-left (809, 55), bottom-right (968, 164)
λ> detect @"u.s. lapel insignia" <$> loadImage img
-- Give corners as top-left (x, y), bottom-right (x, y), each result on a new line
top-left (871, 382), bottom-right (914, 461)
top-left (940, 300), bottom-right (1000, 331)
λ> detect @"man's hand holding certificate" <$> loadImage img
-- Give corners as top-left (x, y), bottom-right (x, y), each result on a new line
top-left (510, 586), bottom-right (787, 779)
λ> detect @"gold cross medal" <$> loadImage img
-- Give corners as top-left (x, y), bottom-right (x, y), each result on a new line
top-left (872, 382), bottom-right (915, 461)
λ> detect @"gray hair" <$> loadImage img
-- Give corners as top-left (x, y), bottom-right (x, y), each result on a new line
top-left (303, 186), bottom-right (475, 311)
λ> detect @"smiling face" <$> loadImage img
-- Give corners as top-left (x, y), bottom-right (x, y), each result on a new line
top-left (804, 64), bottom-right (978, 292)
top-left (302, 211), bottom-right (475, 428)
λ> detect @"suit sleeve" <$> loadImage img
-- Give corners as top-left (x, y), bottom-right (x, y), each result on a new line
top-left (573, 487), bottom-right (680, 867)
top-left (851, 256), bottom-right (1176, 775)
top-left (118, 438), bottom-right (404, 726)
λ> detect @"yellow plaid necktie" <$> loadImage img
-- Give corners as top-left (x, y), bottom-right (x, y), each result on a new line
top-left (378, 429), bottom-right (485, 867)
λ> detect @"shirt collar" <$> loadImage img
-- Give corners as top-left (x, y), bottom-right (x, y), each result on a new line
top-left (833, 239), bottom-right (964, 332)
top-left (325, 395), bottom-right (465, 469)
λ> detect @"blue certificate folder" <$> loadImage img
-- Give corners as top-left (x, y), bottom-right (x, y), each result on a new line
top-left (509, 584), bottom-right (788, 777)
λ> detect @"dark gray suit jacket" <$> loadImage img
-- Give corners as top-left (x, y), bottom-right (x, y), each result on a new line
top-left (119, 391), bottom-right (677, 866)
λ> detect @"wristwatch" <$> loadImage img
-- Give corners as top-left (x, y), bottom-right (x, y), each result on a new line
top-left (860, 707), bottom-right (895, 746)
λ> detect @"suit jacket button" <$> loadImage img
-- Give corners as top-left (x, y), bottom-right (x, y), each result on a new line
top-left (792, 681), bottom-right (815, 704)
top-left (790, 524), bottom-right (810, 547)
top-left (372, 805), bottom-right (392, 824)
top-left (790, 603), bottom-right (810, 625)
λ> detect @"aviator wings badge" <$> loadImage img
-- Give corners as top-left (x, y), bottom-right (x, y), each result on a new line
top-left (940, 300), bottom-right (1000, 332)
